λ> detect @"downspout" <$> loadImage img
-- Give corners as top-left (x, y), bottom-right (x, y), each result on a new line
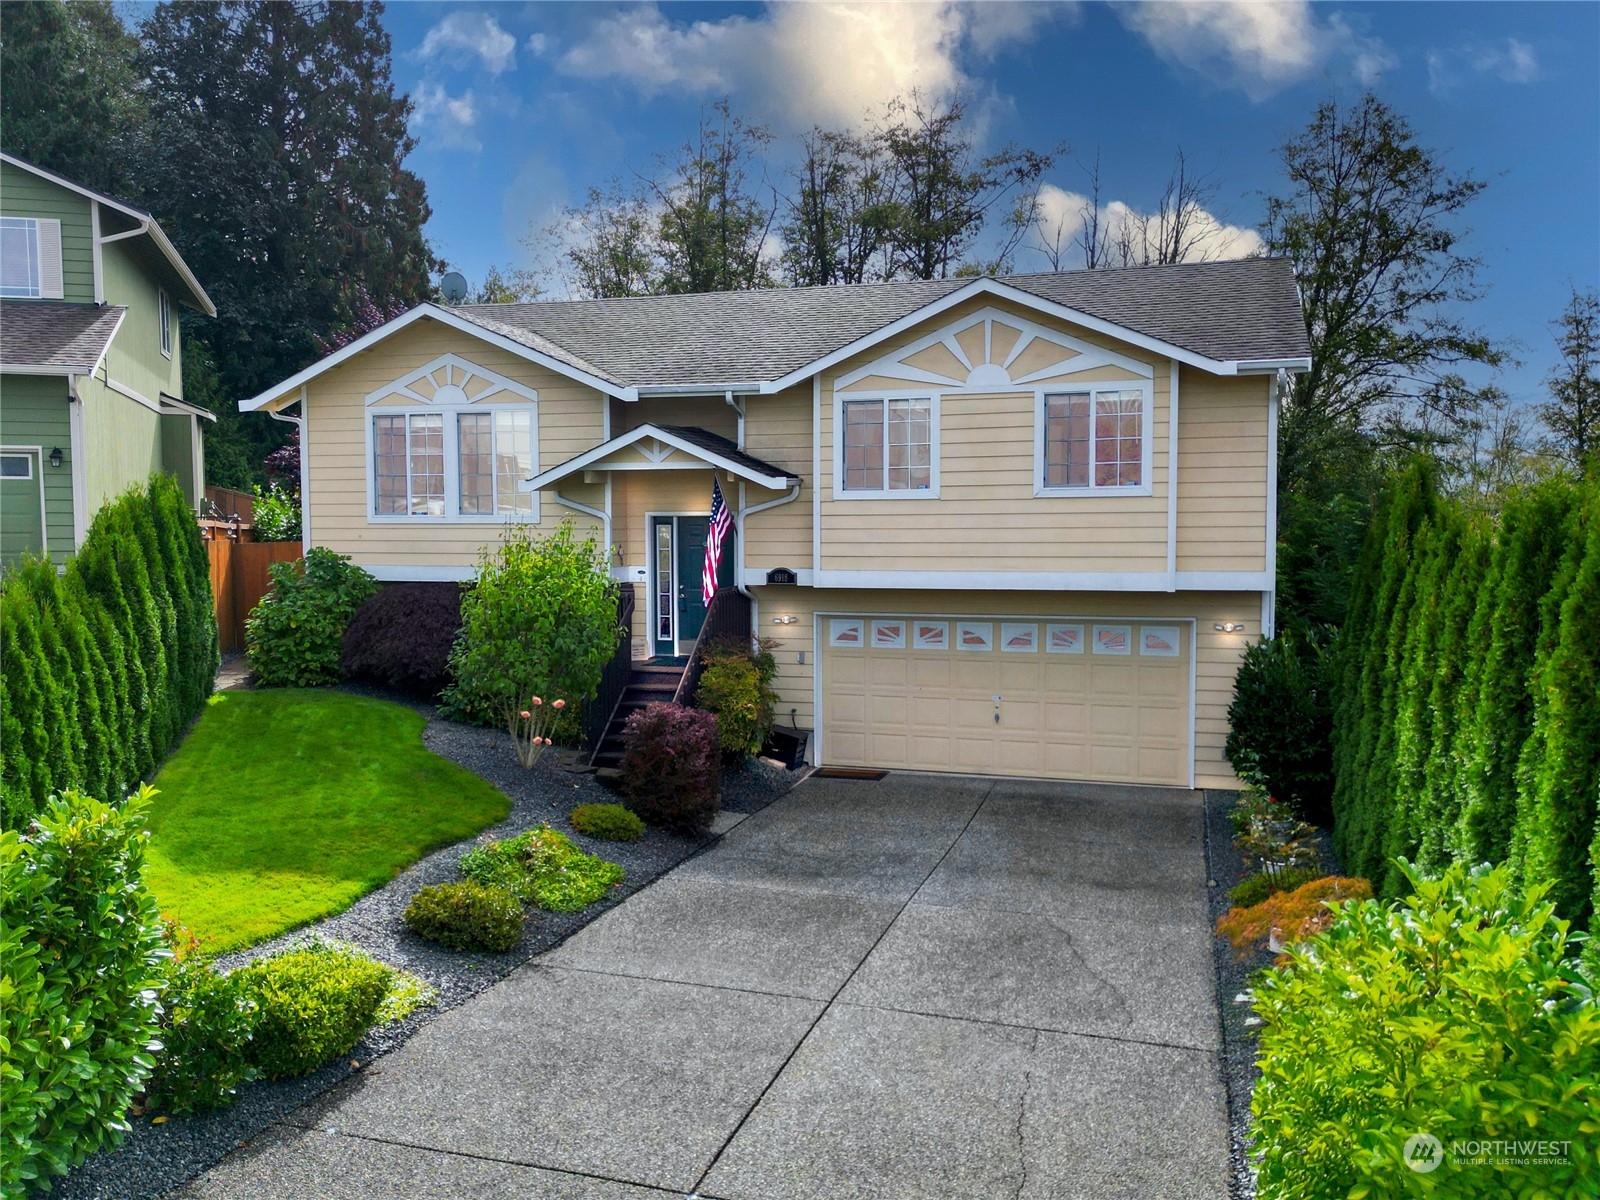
top-left (554, 489), bottom-right (611, 557)
top-left (725, 390), bottom-right (745, 449)
top-left (66, 372), bottom-right (89, 548)
top-left (734, 481), bottom-right (802, 618)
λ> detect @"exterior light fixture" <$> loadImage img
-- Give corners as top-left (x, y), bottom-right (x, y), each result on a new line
top-left (49, 447), bottom-right (63, 468)
top-left (772, 615), bottom-right (799, 625)
top-left (1214, 622), bottom-right (1246, 633)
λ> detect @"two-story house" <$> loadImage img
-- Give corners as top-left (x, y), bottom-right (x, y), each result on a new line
top-left (0, 153), bottom-right (216, 568)
top-left (239, 259), bottom-right (1308, 788)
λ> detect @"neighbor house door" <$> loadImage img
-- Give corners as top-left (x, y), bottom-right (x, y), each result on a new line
top-left (649, 514), bottom-right (734, 657)
top-left (0, 450), bottom-right (44, 569)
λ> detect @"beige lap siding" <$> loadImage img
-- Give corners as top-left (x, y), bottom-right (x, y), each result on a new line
top-left (751, 587), bottom-right (1258, 789)
top-left (1175, 366), bottom-right (1270, 574)
top-left (303, 319), bottom-right (605, 573)
top-left (740, 383), bottom-right (813, 570)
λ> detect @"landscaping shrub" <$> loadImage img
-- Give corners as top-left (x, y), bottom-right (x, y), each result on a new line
top-left (570, 803), bottom-right (646, 842)
top-left (0, 476), bottom-right (216, 830)
top-left (694, 636), bottom-right (779, 758)
top-left (251, 481), bottom-right (302, 542)
top-left (1215, 874), bottom-right (1370, 959)
top-left (459, 826), bottom-right (625, 911)
top-left (620, 702), bottom-right (722, 834)
top-left (235, 943), bottom-right (393, 1080)
top-left (340, 581), bottom-right (464, 697)
top-left (246, 547), bottom-right (377, 687)
top-left (1226, 865), bottom-right (1324, 909)
top-left (145, 932), bottom-right (259, 1115)
top-left (403, 881), bottom-right (524, 952)
top-left (445, 521), bottom-right (620, 764)
top-left (1249, 862), bottom-right (1600, 1197)
top-left (1224, 626), bottom-right (1334, 825)
top-left (0, 787), bottom-right (168, 1193)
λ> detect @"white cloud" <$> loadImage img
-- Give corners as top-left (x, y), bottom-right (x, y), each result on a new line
top-left (525, 32), bottom-right (551, 57)
top-left (1117, 2), bottom-right (1395, 100)
top-left (1429, 37), bottom-right (1541, 94)
top-left (555, 2), bottom-right (1072, 131)
top-left (416, 12), bottom-right (518, 75)
top-left (1032, 182), bottom-right (1264, 268)
top-left (410, 83), bottom-right (481, 152)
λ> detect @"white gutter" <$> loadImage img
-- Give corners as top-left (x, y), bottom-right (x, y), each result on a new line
top-left (553, 489), bottom-right (611, 555)
top-left (267, 388), bottom-right (309, 553)
top-left (725, 390), bottom-right (745, 448)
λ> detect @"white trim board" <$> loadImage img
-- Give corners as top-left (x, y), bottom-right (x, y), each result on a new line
top-left (524, 422), bottom-right (798, 492)
top-left (810, 568), bottom-right (1273, 591)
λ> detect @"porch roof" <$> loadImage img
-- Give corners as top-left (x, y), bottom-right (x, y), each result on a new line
top-left (522, 423), bottom-right (801, 493)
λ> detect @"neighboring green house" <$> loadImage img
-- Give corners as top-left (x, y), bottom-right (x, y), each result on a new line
top-left (0, 153), bottom-right (216, 568)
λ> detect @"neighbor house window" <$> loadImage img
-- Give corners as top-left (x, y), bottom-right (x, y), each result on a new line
top-left (0, 218), bottom-right (41, 298)
top-left (842, 396), bottom-right (933, 492)
top-left (158, 288), bottom-right (172, 357)
top-left (1042, 388), bottom-right (1146, 490)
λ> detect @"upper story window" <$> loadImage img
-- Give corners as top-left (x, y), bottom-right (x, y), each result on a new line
top-left (0, 216), bottom-right (63, 299)
top-left (366, 353), bottom-right (539, 522)
top-left (1039, 387), bottom-right (1149, 492)
top-left (841, 395), bottom-right (935, 496)
top-left (158, 288), bottom-right (172, 357)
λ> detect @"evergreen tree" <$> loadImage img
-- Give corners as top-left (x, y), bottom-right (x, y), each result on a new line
top-left (1539, 288), bottom-right (1600, 477)
top-left (138, 0), bottom-right (438, 427)
top-left (72, 509), bottom-right (154, 779)
top-left (1415, 518), bottom-right (1490, 872)
top-left (0, 0), bottom-right (147, 195)
top-left (1508, 489), bottom-right (1596, 921)
top-left (1453, 482), bottom-right (1578, 863)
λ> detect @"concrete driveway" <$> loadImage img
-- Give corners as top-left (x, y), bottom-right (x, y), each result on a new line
top-left (176, 774), bottom-right (1227, 1199)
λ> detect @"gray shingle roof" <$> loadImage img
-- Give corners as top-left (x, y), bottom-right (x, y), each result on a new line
top-left (655, 425), bottom-right (801, 482)
top-left (0, 301), bottom-right (125, 373)
top-left (451, 257), bottom-right (1306, 389)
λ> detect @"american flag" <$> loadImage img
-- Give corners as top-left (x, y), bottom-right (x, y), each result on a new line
top-left (703, 478), bottom-right (733, 605)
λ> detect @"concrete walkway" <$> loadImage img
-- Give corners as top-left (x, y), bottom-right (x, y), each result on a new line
top-left (174, 774), bottom-right (1228, 1199)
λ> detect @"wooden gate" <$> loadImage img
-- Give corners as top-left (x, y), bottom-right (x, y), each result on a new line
top-left (206, 536), bottom-right (302, 653)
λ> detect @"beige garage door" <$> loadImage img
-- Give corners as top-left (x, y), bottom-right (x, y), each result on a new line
top-left (821, 616), bottom-right (1192, 786)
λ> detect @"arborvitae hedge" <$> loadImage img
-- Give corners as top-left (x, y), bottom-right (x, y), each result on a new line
top-left (1330, 466), bottom-right (1600, 929)
top-left (0, 475), bottom-right (217, 828)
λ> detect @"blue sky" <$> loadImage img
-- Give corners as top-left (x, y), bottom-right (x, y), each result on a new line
top-left (380, 2), bottom-right (1599, 406)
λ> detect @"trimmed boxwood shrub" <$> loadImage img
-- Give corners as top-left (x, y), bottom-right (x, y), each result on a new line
top-left (620, 703), bottom-right (721, 834)
top-left (458, 826), bottom-right (625, 911)
top-left (1224, 626), bottom-right (1334, 825)
top-left (0, 475), bottom-right (216, 830)
top-left (404, 881), bottom-right (524, 952)
top-left (1249, 862), bottom-right (1600, 1197)
top-left (340, 582), bottom-right (464, 698)
top-left (570, 803), bottom-right (646, 842)
top-left (0, 787), bottom-right (168, 1193)
top-left (694, 636), bottom-right (779, 758)
top-left (234, 943), bottom-right (393, 1080)
top-left (145, 938), bottom-right (259, 1115)
top-left (246, 547), bottom-right (377, 687)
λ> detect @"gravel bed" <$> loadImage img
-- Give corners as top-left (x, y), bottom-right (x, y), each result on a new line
top-left (1201, 790), bottom-right (1340, 1200)
top-left (52, 690), bottom-right (803, 1200)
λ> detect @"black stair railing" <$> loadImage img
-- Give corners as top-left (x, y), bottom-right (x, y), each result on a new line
top-left (672, 587), bottom-right (752, 708)
top-left (582, 584), bottom-right (635, 757)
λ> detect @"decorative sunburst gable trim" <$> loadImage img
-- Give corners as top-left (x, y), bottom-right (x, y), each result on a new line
top-left (835, 306), bottom-right (1153, 394)
top-left (364, 353), bottom-right (538, 407)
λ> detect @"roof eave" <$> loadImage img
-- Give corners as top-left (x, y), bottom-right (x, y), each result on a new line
top-left (522, 423), bottom-right (798, 493)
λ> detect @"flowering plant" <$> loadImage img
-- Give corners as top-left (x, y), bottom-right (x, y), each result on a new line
top-left (511, 696), bottom-right (566, 768)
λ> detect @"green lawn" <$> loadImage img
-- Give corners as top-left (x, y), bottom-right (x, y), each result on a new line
top-left (145, 689), bottom-right (510, 952)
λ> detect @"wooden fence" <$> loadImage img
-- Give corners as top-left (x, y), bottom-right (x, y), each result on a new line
top-left (206, 536), bottom-right (301, 653)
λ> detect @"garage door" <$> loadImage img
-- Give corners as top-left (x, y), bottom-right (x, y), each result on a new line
top-left (821, 616), bottom-right (1192, 785)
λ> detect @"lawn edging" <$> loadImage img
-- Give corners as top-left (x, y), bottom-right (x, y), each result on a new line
top-left (53, 698), bottom-right (804, 1200)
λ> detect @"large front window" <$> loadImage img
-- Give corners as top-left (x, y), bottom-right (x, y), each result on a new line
top-left (0, 218), bottom-right (41, 298)
top-left (372, 407), bottom-right (533, 519)
top-left (1042, 388), bottom-right (1146, 490)
top-left (842, 396), bottom-right (932, 492)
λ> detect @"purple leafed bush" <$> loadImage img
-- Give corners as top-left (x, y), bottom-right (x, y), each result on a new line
top-left (339, 582), bottom-right (464, 698)
top-left (620, 703), bottom-right (721, 834)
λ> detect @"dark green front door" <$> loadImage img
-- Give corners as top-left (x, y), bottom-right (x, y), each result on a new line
top-left (651, 515), bottom-right (734, 656)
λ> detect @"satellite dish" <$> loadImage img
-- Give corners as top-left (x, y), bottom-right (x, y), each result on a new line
top-left (440, 271), bottom-right (468, 304)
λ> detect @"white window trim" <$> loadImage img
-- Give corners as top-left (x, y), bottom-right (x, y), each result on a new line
top-left (158, 288), bottom-right (172, 358)
top-left (831, 389), bottom-right (942, 501)
top-left (0, 217), bottom-right (42, 298)
top-left (1032, 383), bottom-right (1155, 499)
top-left (362, 355), bottom-right (541, 524)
